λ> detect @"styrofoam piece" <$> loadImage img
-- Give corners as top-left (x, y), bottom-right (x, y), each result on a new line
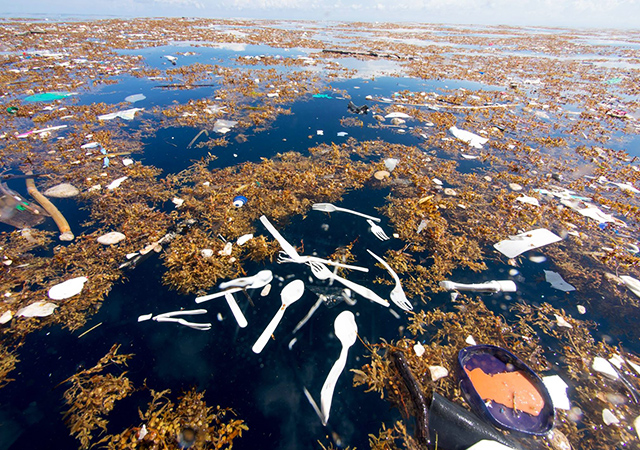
top-left (17, 301), bottom-right (57, 317)
top-left (493, 229), bottom-right (562, 258)
top-left (48, 276), bottom-right (88, 300)
top-left (449, 126), bottom-right (489, 149)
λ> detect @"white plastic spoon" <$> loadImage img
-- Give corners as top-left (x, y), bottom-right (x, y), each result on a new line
top-left (195, 270), bottom-right (273, 303)
top-left (320, 310), bottom-right (358, 425)
top-left (252, 279), bottom-right (305, 354)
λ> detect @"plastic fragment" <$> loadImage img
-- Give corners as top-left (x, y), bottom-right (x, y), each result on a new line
top-left (0, 310), bottom-right (13, 324)
top-left (106, 176), bottom-right (128, 190)
top-left (48, 276), bottom-right (88, 300)
top-left (602, 409), bottom-right (619, 425)
top-left (98, 108), bottom-right (143, 121)
top-left (620, 275), bottom-right (640, 298)
top-left (429, 365), bottom-right (449, 381)
top-left (97, 232), bottom-right (126, 245)
top-left (413, 342), bottom-right (425, 356)
top-left (592, 356), bottom-right (619, 379)
top-left (544, 270), bottom-right (576, 292)
top-left (542, 375), bottom-right (570, 410)
top-left (494, 228), bottom-right (562, 258)
top-left (17, 301), bottom-right (57, 317)
top-left (449, 126), bottom-right (488, 149)
top-left (125, 93), bottom-right (146, 103)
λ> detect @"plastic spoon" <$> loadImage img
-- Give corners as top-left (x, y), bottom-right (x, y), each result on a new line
top-left (252, 279), bottom-right (305, 354)
top-left (195, 270), bottom-right (273, 303)
top-left (320, 310), bottom-right (358, 425)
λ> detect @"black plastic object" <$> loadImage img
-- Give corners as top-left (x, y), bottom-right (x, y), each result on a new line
top-left (458, 345), bottom-right (554, 436)
top-left (347, 101), bottom-right (368, 114)
top-left (428, 392), bottom-right (522, 450)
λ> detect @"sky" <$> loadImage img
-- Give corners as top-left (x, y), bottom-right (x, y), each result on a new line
top-left (3, 0), bottom-right (640, 29)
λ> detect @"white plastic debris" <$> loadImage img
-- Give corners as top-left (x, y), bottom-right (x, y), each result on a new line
top-left (337, 132), bottom-right (348, 137)
top-left (602, 409), bottom-right (619, 425)
top-left (494, 229), bottom-right (562, 258)
top-left (413, 342), bottom-right (425, 357)
top-left (544, 270), bottom-right (576, 292)
top-left (106, 176), bottom-right (128, 190)
top-left (97, 232), bottom-right (126, 245)
top-left (554, 314), bottom-right (573, 329)
top-left (316, 130), bottom-right (324, 136)
top-left (620, 276), bottom-right (640, 298)
top-left (577, 305), bottom-right (586, 314)
top-left (384, 158), bottom-right (399, 172)
top-left (122, 158), bottom-right (134, 166)
top-left (98, 108), bottom-right (143, 121)
top-left (200, 249), bottom-right (214, 258)
top-left (466, 335), bottom-right (477, 345)
top-left (17, 301), bottom-right (57, 317)
top-left (172, 197), bottom-right (184, 207)
top-left (466, 440), bottom-right (514, 450)
top-left (529, 255), bottom-right (547, 263)
top-left (592, 356), bottom-right (619, 379)
top-left (44, 183), bottom-right (80, 198)
top-left (212, 119), bottom-right (238, 134)
top-left (429, 365), bottom-right (449, 381)
top-left (385, 112), bottom-right (411, 119)
top-left (236, 234), bottom-right (253, 246)
top-left (218, 242), bottom-right (233, 256)
top-left (48, 276), bottom-right (88, 300)
top-left (137, 313), bottom-right (153, 322)
top-left (449, 126), bottom-right (489, 149)
top-left (516, 195), bottom-right (540, 206)
top-left (0, 310), bottom-right (13, 324)
top-left (137, 424), bottom-right (149, 440)
top-left (608, 354), bottom-right (624, 369)
top-left (125, 93), bottom-right (146, 103)
top-left (439, 280), bottom-right (517, 293)
top-left (542, 375), bottom-right (570, 410)
top-left (634, 416), bottom-right (640, 439)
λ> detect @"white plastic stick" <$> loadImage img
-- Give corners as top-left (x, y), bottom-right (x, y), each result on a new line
top-left (439, 280), bottom-right (517, 293)
top-left (225, 292), bottom-right (248, 328)
top-left (252, 307), bottom-right (286, 354)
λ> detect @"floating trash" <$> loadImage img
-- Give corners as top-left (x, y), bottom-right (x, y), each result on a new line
top-left (0, 310), bottom-right (13, 324)
top-left (373, 170), bottom-right (390, 180)
top-left (24, 92), bottom-right (76, 102)
top-left (592, 356), bottom-right (619, 379)
top-left (44, 183), bottom-right (80, 198)
top-left (544, 270), bottom-right (576, 292)
top-left (429, 365), bottom-right (449, 381)
top-left (200, 249), bottom-right (214, 258)
top-left (48, 276), bottom-right (88, 300)
top-left (213, 119), bottom-right (237, 134)
top-left (602, 408), bottom-right (619, 425)
top-left (98, 108), bottom-right (143, 121)
top-left (233, 195), bottom-right (248, 207)
top-left (542, 375), bottom-right (570, 410)
top-left (17, 301), bottom-right (57, 318)
top-left (494, 228), bottom-right (562, 259)
top-left (384, 158), bottom-right (399, 172)
top-left (97, 232), bottom-right (126, 245)
top-left (106, 176), bottom-right (128, 190)
top-left (124, 93), bottom-right (146, 103)
top-left (449, 126), bottom-right (489, 149)
top-left (236, 233), bottom-right (253, 245)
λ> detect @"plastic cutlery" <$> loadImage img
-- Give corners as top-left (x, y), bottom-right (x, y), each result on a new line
top-left (367, 249), bottom-right (412, 311)
top-left (308, 261), bottom-right (389, 307)
top-left (320, 310), bottom-right (358, 425)
top-left (312, 203), bottom-right (380, 222)
top-left (224, 292), bottom-right (248, 328)
top-left (195, 270), bottom-right (273, 303)
top-left (367, 219), bottom-right (390, 241)
top-left (252, 279), bottom-right (305, 354)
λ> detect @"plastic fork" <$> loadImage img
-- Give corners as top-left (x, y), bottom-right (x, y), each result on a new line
top-left (277, 251), bottom-right (369, 273)
top-left (312, 203), bottom-right (380, 222)
top-left (307, 261), bottom-right (389, 307)
top-left (366, 249), bottom-right (412, 311)
top-left (366, 219), bottom-right (390, 241)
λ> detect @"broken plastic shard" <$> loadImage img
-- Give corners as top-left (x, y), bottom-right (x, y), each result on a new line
top-left (619, 276), bottom-right (640, 298)
top-left (384, 158), bottom-right (399, 172)
top-left (602, 409), bottom-right (619, 425)
top-left (542, 375), bottom-right (570, 410)
top-left (449, 126), bottom-right (489, 149)
top-left (493, 229), bottom-right (562, 258)
top-left (554, 314), bottom-right (573, 329)
top-left (124, 93), bottom-right (146, 103)
top-left (24, 92), bottom-right (75, 102)
top-left (106, 176), bottom-right (128, 190)
top-left (0, 310), bottom-right (13, 324)
top-left (413, 342), bottom-right (425, 356)
top-left (592, 356), bottom-right (619, 379)
top-left (347, 101), bottom-right (368, 114)
top-left (439, 280), bottom-right (517, 293)
top-left (428, 365), bottom-right (449, 381)
top-left (516, 195), bottom-right (539, 206)
top-left (236, 234), bottom-right (253, 246)
top-left (138, 313), bottom-right (153, 322)
top-left (48, 276), bottom-right (88, 300)
top-left (98, 108), bottom-right (143, 121)
top-left (17, 301), bottom-right (57, 317)
top-left (544, 270), bottom-right (576, 292)
top-left (213, 119), bottom-right (238, 134)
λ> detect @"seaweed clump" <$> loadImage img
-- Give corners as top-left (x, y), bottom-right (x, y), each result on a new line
top-left (100, 389), bottom-right (247, 450)
top-left (62, 344), bottom-right (135, 449)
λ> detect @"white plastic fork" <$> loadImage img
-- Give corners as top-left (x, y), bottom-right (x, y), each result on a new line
top-left (312, 203), bottom-right (381, 222)
top-left (308, 261), bottom-right (389, 307)
top-left (366, 219), bottom-right (390, 241)
top-left (366, 249), bottom-right (413, 311)
top-left (277, 252), bottom-right (369, 273)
